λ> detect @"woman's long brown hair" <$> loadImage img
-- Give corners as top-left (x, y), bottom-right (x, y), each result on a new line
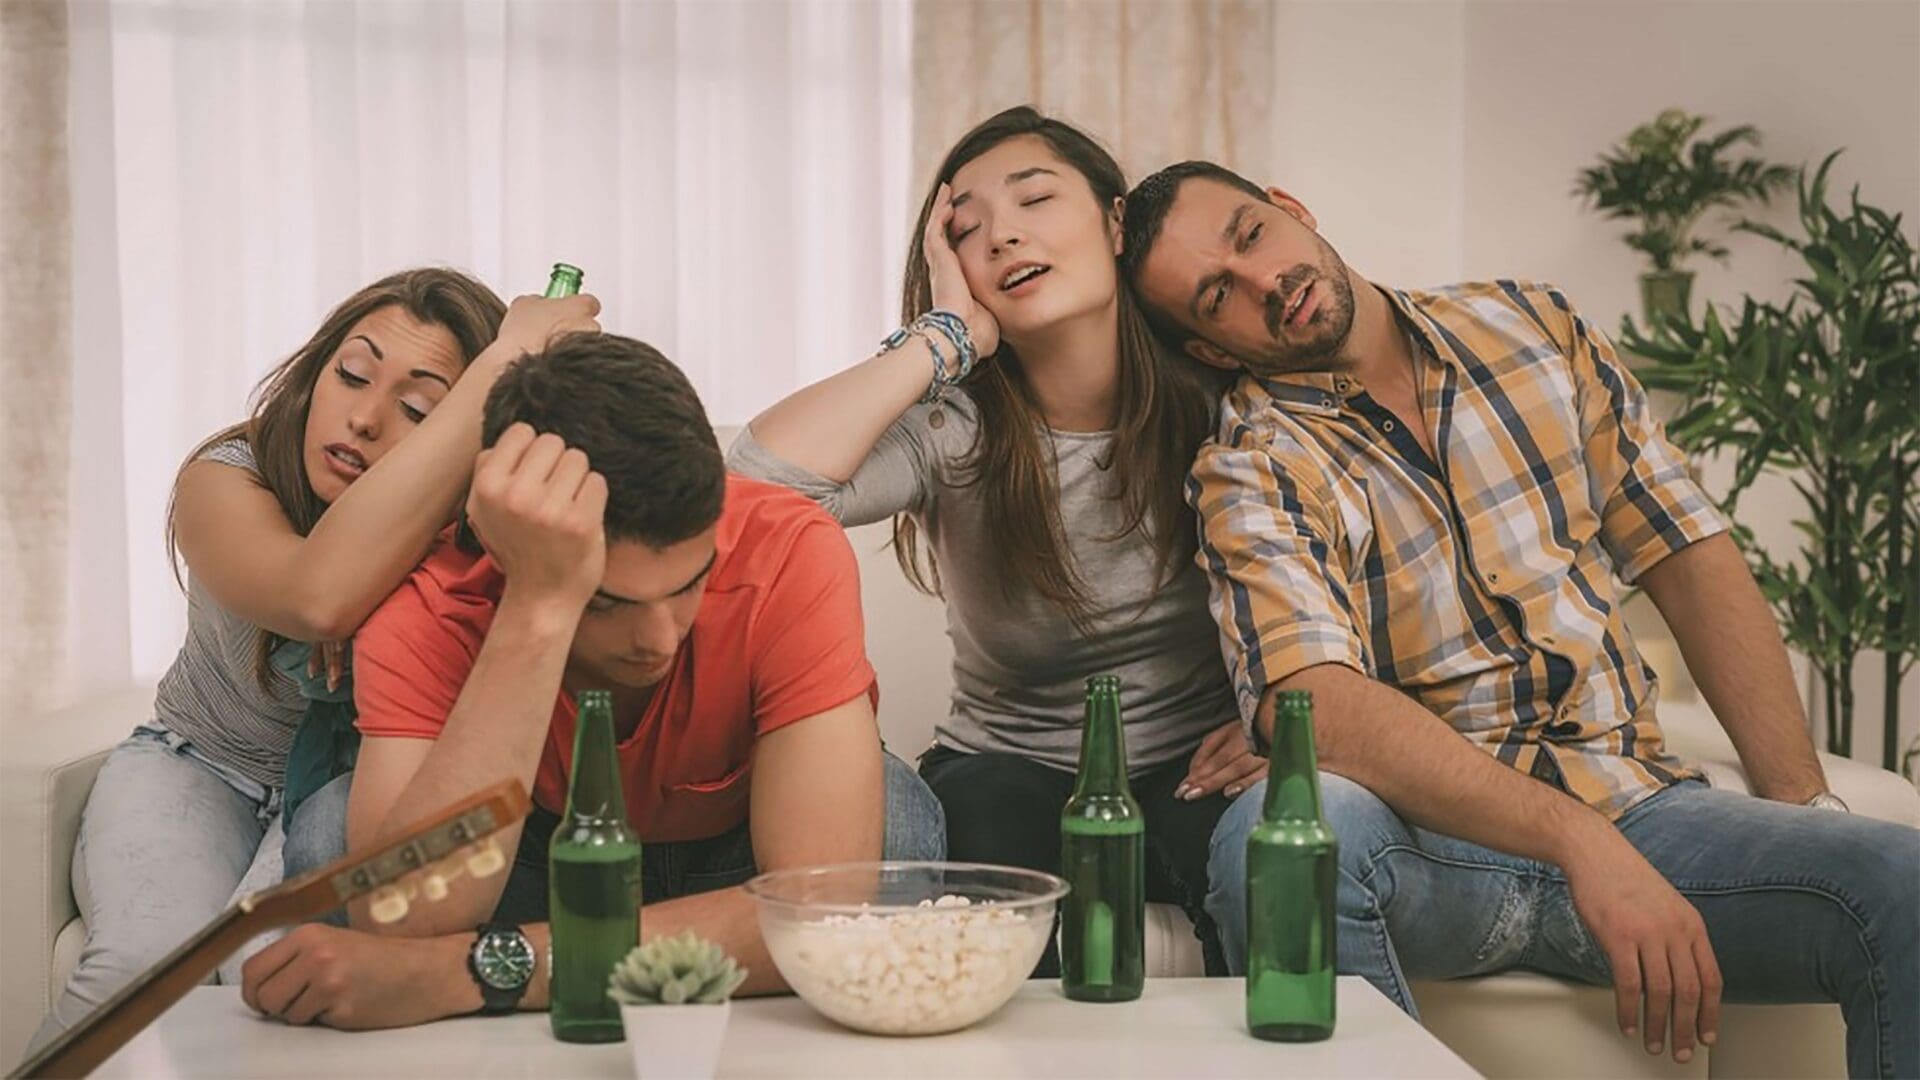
top-left (895, 106), bottom-right (1221, 630)
top-left (164, 267), bottom-right (507, 685)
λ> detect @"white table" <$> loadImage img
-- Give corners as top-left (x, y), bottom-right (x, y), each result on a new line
top-left (96, 978), bottom-right (1479, 1078)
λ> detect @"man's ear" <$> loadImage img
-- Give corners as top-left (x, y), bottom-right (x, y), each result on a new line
top-left (1183, 337), bottom-right (1240, 372)
top-left (1265, 185), bottom-right (1318, 232)
top-left (1109, 195), bottom-right (1125, 256)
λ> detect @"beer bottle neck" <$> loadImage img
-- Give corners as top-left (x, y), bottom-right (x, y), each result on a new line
top-left (1262, 702), bottom-right (1324, 822)
top-left (1073, 691), bottom-right (1129, 796)
top-left (566, 694), bottom-right (626, 822)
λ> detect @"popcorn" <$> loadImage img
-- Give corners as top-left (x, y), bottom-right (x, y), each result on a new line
top-left (764, 894), bottom-right (1052, 1035)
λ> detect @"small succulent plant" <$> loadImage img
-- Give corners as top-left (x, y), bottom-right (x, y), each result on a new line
top-left (607, 931), bottom-right (748, 1006)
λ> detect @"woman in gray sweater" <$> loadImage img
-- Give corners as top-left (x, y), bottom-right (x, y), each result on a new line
top-left (730, 107), bottom-right (1256, 975)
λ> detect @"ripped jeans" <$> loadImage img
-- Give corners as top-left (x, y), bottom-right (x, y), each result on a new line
top-left (1205, 775), bottom-right (1920, 1078)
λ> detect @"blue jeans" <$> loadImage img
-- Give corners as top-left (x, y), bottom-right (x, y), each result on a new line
top-left (1206, 775), bottom-right (1920, 1078)
top-left (286, 751), bottom-right (947, 922)
top-left (29, 725), bottom-right (286, 1055)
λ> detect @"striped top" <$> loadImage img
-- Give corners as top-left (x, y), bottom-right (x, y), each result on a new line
top-left (152, 439), bottom-right (307, 789)
top-left (1189, 281), bottom-right (1720, 820)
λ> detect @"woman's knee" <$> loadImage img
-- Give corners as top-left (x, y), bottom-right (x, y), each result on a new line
top-left (921, 752), bottom-right (1069, 864)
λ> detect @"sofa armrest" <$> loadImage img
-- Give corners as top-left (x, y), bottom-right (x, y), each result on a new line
top-left (0, 684), bottom-right (153, 1064)
top-left (1660, 701), bottom-right (1920, 827)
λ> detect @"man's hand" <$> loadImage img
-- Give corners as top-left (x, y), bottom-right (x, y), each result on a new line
top-left (466, 423), bottom-right (607, 611)
top-left (1565, 837), bottom-right (1722, 1064)
top-left (242, 924), bottom-right (476, 1030)
top-left (1177, 720), bottom-right (1267, 800)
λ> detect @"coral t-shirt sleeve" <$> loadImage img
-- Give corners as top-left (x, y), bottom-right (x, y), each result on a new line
top-left (746, 520), bottom-right (878, 734)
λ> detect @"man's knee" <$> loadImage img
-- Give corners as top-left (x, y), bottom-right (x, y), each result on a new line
top-left (1826, 816), bottom-right (1920, 937)
top-left (1207, 781), bottom-right (1265, 888)
top-left (1320, 772), bottom-right (1411, 864)
top-left (1207, 772), bottom-right (1406, 886)
top-left (284, 772), bottom-right (353, 880)
top-left (882, 752), bottom-right (946, 861)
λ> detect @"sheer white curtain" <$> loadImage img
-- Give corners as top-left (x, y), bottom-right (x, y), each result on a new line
top-left (64, 0), bottom-right (914, 687)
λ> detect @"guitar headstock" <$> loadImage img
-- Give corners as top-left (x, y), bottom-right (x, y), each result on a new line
top-left (247, 779), bottom-right (532, 926)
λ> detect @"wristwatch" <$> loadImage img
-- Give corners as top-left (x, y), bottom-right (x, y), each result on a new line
top-left (1805, 792), bottom-right (1850, 813)
top-left (467, 922), bottom-right (536, 1015)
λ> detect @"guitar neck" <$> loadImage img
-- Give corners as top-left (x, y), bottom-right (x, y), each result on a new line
top-left (9, 779), bottom-right (529, 1080)
top-left (13, 903), bottom-right (274, 1079)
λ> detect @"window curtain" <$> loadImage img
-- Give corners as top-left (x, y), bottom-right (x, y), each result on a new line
top-left (60, 0), bottom-right (913, 685)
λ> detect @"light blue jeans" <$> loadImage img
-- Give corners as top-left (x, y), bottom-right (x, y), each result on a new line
top-left (28, 725), bottom-right (286, 1055)
top-left (1206, 774), bottom-right (1920, 1078)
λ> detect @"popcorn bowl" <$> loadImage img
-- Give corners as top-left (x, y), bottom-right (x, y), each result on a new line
top-left (743, 861), bottom-right (1067, 1036)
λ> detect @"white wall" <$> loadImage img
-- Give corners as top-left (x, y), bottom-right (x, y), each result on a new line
top-left (1268, 0), bottom-right (1920, 768)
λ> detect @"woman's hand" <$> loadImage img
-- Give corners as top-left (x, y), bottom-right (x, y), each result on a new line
top-left (1178, 720), bottom-right (1268, 800)
top-left (305, 640), bottom-right (348, 693)
top-left (482, 292), bottom-right (603, 368)
top-left (924, 183), bottom-right (1000, 362)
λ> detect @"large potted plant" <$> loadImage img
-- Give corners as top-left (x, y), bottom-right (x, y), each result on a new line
top-left (1575, 108), bottom-right (1794, 325)
top-left (1621, 152), bottom-right (1919, 767)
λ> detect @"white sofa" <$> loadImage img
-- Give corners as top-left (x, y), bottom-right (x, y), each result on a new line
top-left (7, 481), bottom-right (1917, 1077)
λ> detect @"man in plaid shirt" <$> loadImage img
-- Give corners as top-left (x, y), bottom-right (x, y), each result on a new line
top-left (1120, 160), bottom-right (1916, 1078)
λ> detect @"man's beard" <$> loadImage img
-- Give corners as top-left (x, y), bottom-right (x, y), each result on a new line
top-left (1246, 239), bottom-right (1358, 378)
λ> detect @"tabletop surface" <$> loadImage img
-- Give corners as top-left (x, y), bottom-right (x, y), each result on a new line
top-left (96, 977), bottom-right (1479, 1078)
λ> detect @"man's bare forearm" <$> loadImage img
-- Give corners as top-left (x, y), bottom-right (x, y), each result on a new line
top-left (1264, 665), bottom-right (1624, 872)
top-left (364, 586), bottom-right (584, 934)
top-left (516, 889), bottom-right (781, 1009)
top-left (1638, 533), bottom-right (1826, 802)
top-left (386, 883), bottom-right (789, 1028)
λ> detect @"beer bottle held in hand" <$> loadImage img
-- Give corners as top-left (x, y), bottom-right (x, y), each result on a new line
top-left (549, 690), bottom-right (641, 1043)
top-left (1060, 674), bottom-right (1145, 1002)
top-left (545, 262), bottom-right (584, 298)
top-left (1246, 689), bottom-right (1337, 1041)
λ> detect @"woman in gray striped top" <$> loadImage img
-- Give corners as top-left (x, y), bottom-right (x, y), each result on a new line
top-left (31, 269), bottom-right (600, 1048)
top-left (731, 107), bottom-right (1260, 975)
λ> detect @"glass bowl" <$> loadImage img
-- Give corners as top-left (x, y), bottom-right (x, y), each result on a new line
top-left (743, 861), bottom-right (1067, 1035)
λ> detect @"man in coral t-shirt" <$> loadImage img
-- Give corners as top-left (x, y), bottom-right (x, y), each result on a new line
top-left (241, 333), bottom-right (944, 1030)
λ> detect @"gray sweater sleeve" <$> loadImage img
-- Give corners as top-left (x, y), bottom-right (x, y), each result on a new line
top-left (726, 395), bottom-right (974, 528)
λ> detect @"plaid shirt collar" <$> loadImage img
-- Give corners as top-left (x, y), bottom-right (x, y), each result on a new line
top-left (1249, 285), bottom-right (1469, 418)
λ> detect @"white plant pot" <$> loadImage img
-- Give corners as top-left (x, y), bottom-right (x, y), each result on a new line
top-left (620, 1001), bottom-right (731, 1080)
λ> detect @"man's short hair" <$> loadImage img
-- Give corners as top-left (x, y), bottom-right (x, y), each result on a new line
top-left (1119, 161), bottom-right (1270, 339)
top-left (482, 332), bottom-right (725, 548)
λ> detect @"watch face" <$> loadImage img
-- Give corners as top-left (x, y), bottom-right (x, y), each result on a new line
top-left (474, 931), bottom-right (537, 991)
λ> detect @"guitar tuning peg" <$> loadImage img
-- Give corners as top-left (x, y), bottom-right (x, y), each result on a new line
top-left (465, 839), bottom-right (506, 879)
top-left (421, 871), bottom-right (450, 902)
top-left (369, 885), bottom-right (411, 924)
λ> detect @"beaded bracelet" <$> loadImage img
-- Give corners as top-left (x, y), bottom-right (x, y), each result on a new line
top-left (920, 309), bottom-right (977, 377)
top-left (881, 309), bottom-right (978, 404)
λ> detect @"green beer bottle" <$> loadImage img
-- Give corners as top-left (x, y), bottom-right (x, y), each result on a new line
top-left (549, 689), bottom-right (641, 1043)
top-left (1245, 689), bottom-right (1337, 1041)
top-left (545, 262), bottom-right (584, 298)
top-left (1060, 674), bottom-right (1145, 1002)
